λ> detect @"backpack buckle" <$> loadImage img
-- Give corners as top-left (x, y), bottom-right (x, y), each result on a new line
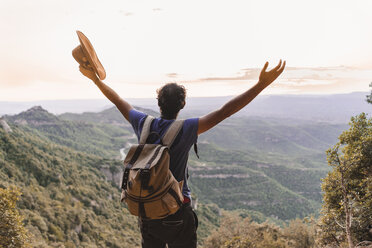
top-left (121, 168), bottom-right (130, 190)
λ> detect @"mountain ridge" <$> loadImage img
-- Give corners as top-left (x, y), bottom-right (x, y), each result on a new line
top-left (2, 92), bottom-right (370, 123)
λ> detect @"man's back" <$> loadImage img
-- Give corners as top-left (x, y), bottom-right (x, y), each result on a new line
top-left (128, 109), bottom-right (199, 248)
top-left (129, 109), bottom-right (198, 199)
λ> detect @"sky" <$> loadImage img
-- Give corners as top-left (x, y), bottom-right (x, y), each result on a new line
top-left (1, 0), bottom-right (372, 101)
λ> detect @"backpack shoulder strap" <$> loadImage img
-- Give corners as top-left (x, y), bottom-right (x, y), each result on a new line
top-left (162, 119), bottom-right (184, 147)
top-left (139, 116), bottom-right (155, 144)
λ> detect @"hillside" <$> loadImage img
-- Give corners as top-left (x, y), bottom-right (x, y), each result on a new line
top-left (0, 124), bottom-right (141, 247)
top-left (1, 104), bottom-right (359, 245)
top-left (59, 106), bottom-right (347, 212)
top-left (0, 116), bottom-right (220, 247)
top-left (198, 117), bottom-right (347, 159)
top-left (6, 106), bottom-right (348, 221)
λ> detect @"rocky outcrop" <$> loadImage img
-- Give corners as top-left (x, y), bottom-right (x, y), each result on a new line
top-left (99, 165), bottom-right (122, 188)
top-left (5, 106), bottom-right (59, 127)
top-left (191, 197), bottom-right (198, 210)
top-left (0, 117), bottom-right (12, 133)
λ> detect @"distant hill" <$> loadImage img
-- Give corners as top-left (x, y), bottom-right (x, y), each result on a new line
top-left (198, 117), bottom-right (347, 158)
top-left (181, 92), bottom-right (372, 123)
top-left (59, 106), bottom-right (159, 125)
top-left (4, 106), bottom-right (134, 158)
top-left (0, 99), bottom-right (113, 115)
top-left (1, 92), bottom-right (371, 123)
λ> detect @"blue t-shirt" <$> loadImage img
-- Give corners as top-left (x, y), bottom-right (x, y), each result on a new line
top-left (129, 109), bottom-right (199, 198)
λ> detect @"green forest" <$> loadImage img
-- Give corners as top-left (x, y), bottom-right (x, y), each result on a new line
top-left (0, 92), bottom-right (371, 247)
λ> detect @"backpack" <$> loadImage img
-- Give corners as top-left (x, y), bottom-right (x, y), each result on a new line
top-left (120, 116), bottom-right (185, 219)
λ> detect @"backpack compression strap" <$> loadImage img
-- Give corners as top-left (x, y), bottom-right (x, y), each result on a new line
top-left (161, 120), bottom-right (185, 147)
top-left (139, 116), bottom-right (155, 144)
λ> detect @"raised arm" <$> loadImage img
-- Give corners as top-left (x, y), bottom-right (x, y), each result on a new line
top-left (79, 66), bottom-right (133, 121)
top-left (197, 60), bottom-right (286, 135)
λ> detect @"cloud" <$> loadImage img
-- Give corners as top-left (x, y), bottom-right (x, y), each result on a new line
top-left (285, 65), bottom-right (358, 72)
top-left (118, 9), bottom-right (134, 16)
top-left (178, 65), bottom-right (372, 94)
top-left (197, 65), bottom-right (372, 85)
top-left (199, 68), bottom-right (261, 81)
top-left (276, 66), bottom-right (372, 93)
top-left (196, 66), bottom-right (350, 82)
top-left (166, 73), bottom-right (178, 78)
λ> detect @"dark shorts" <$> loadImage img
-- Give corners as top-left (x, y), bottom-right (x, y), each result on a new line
top-left (139, 203), bottom-right (198, 248)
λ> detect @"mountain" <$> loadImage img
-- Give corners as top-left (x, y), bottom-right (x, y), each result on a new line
top-left (0, 99), bottom-right (112, 116)
top-left (5, 106), bottom-right (350, 221)
top-left (4, 106), bottom-right (134, 159)
top-left (0, 110), bottom-right (222, 248)
top-left (0, 124), bottom-right (141, 247)
top-left (0, 115), bottom-right (221, 247)
top-left (59, 106), bottom-right (159, 125)
top-left (1, 92), bottom-right (369, 246)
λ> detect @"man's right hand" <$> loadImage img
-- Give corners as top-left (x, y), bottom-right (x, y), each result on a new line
top-left (79, 65), bottom-right (99, 82)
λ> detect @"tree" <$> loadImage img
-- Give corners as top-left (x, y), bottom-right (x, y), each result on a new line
top-left (367, 82), bottom-right (372, 104)
top-left (203, 212), bottom-right (316, 248)
top-left (0, 187), bottom-right (30, 248)
top-left (319, 113), bottom-right (372, 248)
top-left (204, 213), bottom-right (287, 248)
top-left (283, 218), bottom-right (316, 248)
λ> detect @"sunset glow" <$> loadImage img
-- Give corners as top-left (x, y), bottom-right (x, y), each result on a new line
top-left (1, 0), bottom-right (372, 101)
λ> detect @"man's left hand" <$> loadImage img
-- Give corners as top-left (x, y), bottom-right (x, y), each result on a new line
top-left (258, 60), bottom-right (286, 87)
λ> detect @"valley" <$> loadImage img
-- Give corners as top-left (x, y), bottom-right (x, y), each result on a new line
top-left (0, 100), bottom-right (359, 246)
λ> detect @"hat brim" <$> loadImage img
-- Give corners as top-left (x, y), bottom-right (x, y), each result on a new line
top-left (76, 31), bottom-right (106, 80)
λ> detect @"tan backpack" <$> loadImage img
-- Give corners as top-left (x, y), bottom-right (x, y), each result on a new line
top-left (120, 116), bottom-right (185, 219)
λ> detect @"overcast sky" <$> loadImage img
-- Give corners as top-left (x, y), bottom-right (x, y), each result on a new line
top-left (1, 0), bottom-right (372, 101)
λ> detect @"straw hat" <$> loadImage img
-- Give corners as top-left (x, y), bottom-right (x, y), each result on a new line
top-left (72, 31), bottom-right (106, 80)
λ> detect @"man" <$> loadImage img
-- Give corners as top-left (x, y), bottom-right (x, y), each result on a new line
top-left (78, 59), bottom-right (285, 248)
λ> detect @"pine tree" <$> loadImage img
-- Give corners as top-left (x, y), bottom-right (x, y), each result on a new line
top-left (367, 83), bottom-right (372, 104)
top-left (319, 113), bottom-right (372, 248)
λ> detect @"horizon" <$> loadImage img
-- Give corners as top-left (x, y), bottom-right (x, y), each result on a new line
top-left (0, 90), bottom-right (369, 103)
top-left (1, 0), bottom-right (372, 101)
top-left (1, 91), bottom-right (370, 119)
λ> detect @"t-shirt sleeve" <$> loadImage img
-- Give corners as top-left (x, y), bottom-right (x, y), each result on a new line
top-left (182, 118), bottom-right (199, 147)
top-left (129, 109), bottom-right (148, 140)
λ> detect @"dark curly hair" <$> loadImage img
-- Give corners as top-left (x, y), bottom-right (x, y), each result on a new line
top-left (157, 83), bottom-right (186, 119)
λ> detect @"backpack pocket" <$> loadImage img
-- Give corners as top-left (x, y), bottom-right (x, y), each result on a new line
top-left (123, 175), bottom-right (184, 219)
top-left (160, 179), bottom-right (184, 216)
